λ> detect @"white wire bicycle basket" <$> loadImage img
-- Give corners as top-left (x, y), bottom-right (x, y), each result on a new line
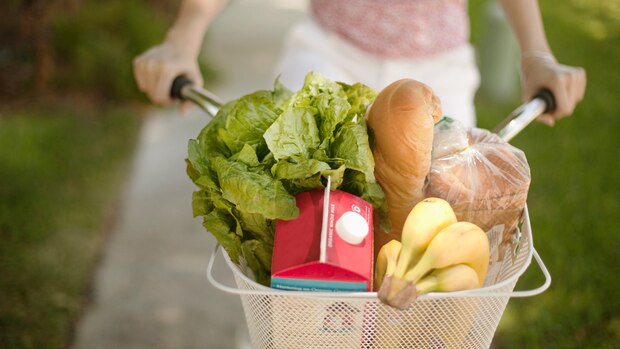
top-left (207, 206), bottom-right (551, 349)
top-left (177, 78), bottom-right (556, 349)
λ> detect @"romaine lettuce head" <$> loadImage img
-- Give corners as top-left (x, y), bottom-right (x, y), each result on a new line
top-left (187, 72), bottom-right (388, 286)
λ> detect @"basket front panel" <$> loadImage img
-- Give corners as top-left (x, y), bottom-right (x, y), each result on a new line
top-left (228, 213), bottom-right (533, 348)
top-left (235, 275), bottom-right (517, 349)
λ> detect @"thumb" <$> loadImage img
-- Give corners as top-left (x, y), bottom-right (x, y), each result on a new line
top-left (537, 114), bottom-right (555, 127)
top-left (185, 67), bottom-right (204, 88)
top-left (179, 101), bottom-right (194, 117)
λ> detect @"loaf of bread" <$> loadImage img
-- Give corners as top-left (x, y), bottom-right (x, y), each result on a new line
top-left (366, 79), bottom-right (442, 255)
top-left (425, 127), bottom-right (531, 261)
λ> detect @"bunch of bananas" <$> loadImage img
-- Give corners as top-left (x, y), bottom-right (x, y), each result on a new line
top-left (375, 198), bottom-right (490, 309)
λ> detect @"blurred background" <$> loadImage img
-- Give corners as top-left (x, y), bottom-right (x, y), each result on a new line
top-left (0, 0), bottom-right (618, 348)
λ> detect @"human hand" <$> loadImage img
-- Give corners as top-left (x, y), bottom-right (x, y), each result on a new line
top-left (520, 51), bottom-right (586, 126)
top-left (133, 42), bottom-right (203, 108)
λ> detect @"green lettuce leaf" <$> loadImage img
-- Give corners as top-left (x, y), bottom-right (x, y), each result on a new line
top-left (263, 107), bottom-right (320, 160)
top-left (340, 81), bottom-right (378, 118)
top-left (236, 209), bottom-right (274, 246)
top-left (232, 143), bottom-right (260, 167)
top-left (217, 90), bottom-right (281, 158)
top-left (273, 76), bottom-right (293, 109)
top-left (241, 239), bottom-right (273, 286)
top-left (331, 119), bottom-right (376, 182)
top-left (271, 157), bottom-right (331, 180)
top-left (203, 209), bottom-right (241, 264)
top-left (192, 190), bottom-right (212, 218)
top-left (212, 157), bottom-right (298, 220)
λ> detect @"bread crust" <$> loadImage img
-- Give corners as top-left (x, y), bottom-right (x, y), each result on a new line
top-left (366, 79), bottom-right (442, 252)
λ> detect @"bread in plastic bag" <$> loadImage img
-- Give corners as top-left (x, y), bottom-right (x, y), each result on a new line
top-left (425, 117), bottom-right (531, 261)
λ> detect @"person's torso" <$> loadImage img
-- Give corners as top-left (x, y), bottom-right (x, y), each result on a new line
top-left (310, 0), bottom-right (469, 59)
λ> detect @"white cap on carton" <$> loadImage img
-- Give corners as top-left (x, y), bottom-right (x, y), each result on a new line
top-left (336, 211), bottom-right (369, 245)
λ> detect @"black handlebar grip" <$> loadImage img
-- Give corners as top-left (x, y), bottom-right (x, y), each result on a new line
top-left (533, 89), bottom-right (556, 114)
top-left (170, 75), bottom-right (193, 100)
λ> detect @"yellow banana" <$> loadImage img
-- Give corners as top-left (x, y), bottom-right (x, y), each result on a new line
top-left (374, 240), bottom-right (401, 290)
top-left (415, 264), bottom-right (481, 295)
top-left (394, 197), bottom-right (457, 278)
top-left (403, 221), bottom-right (490, 285)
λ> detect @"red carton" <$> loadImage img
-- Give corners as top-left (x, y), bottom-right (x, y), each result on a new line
top-left (271, 186), bottom-right (374, 292)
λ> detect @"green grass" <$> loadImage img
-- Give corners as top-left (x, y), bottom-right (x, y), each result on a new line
top-left (469, 0), bottom-right (620, 347)
top-left (0, 105), bottom-right (140, 348)
top-left (0, 0), bottom-right (171, 346)
top-left (0, 1), bottom-right (210, 347)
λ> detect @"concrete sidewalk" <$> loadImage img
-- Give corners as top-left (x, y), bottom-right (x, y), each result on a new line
top-left (71, 2), bottom-right (307, 348)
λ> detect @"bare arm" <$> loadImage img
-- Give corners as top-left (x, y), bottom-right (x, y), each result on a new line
top-left (165, 0), bottom-right (228, 59)
top-left (498, 0), bottom-right (586, 124)
top-left (133, 0), bottom-right (228, 106)
top-left (497, 0), bottom-right (551, 53)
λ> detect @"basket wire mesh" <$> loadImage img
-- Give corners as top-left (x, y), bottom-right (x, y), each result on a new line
top-left (207, 206), bottom-right (550, 349)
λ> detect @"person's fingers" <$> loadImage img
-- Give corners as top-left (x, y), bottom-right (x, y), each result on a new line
top-left (554, 65), bottom-right (589, 119)
top-left (519, 69), bottom-right (536, 102)
top-left (133, 47), bottom-right (174, 105)
top-left (132, 43), bottom-right (203, 108)
top-left (562, 68), bottom-right (582, 116)
top-left (179, 101), bottom-right (194, 116)
top-left (537, 114), bottom-right (555, 127)
top-left (565, 73), bottom-right (580, 117)
top-left (143, 59), bottom-right (165, 104)
top-left (573, 67), bottom-right (587, 103)
top-left (136, 48), bottom-right (161, 92)
top-left (153, 64), bottom-right (178, 105)
top-left (549, 73), bottom-right (571, 118)
top-left (133, 56), bottom-right (149, 92)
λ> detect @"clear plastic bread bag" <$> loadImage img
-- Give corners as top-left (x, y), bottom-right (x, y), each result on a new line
top-left (425, 117), bottom-right (531, 270)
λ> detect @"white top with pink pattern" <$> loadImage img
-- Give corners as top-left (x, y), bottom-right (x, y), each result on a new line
top-left (310, 0), bottom-right (469, 59)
